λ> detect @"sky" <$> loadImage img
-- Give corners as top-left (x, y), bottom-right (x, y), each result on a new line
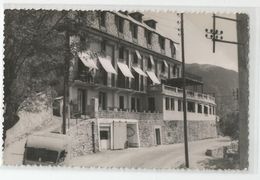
top-left (143, 12), bottom-right (238, 72)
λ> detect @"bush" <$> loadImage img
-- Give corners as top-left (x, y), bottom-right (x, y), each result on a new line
top-left (219, 112), bottom-right (239, 140)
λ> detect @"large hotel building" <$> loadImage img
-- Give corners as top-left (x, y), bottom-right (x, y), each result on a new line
top-left (66, 11), bottom-right (217, 152)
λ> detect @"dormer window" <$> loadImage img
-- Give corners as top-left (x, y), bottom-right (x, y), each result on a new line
top-left (144, 19), bottom-right (157, 29)
top-left (100, 11), bottom-right (106, 27)
top-left (145, 30), bottom-right (152, 45)
top-left (159, 36), bottom-right (165, 50)
top-left (115, 16), bottom-right (124, 33)
top-left (130, 23), bottom-right (138, 39)
top-left (170, 41), bottom-right (176, 58)
top-left (129, 12), bottom-right (144, 22)
top-left (119, 10), bottom-right (128, 15)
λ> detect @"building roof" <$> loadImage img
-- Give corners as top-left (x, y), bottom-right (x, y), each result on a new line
top-left (26, 133), bottom-right (68, 151)
top-left (113, 11), bottom-right (179, 45)
top-left (164, 77), bottom-right (203, 87)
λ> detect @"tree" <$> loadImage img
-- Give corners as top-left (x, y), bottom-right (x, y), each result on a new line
top-left (219, 112), bottom-right (239, 140)
top-left (3, 10), bottom-right (97, 145)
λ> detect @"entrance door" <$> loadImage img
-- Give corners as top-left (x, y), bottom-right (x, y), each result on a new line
top-left (148, 97), bottom-right (155, 112)
top-left (155, 128), bottom-right (161, 145)
top-left (100, 127), bottom-right (110, 150)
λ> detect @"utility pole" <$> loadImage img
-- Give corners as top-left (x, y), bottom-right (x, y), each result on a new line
top-left (236, 13), bottom-right (249, 170)
top-left (62, 30), bottom-right (70, 135)
top-left (180, 13), bottom-right (189, 168)
top-left (205, 13), bottom-right (248, 169)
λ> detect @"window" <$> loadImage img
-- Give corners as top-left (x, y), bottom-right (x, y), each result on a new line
top-left (145, 30), bottom-right (152, 45)
top-left (172, 65), bottom-right (177, 77)
top-left (198, 104), bottom-right (202, 113)
top-left (209, 106), bottom-right (212, 114)
top-left (137, 98), bottom-right (140, 112)
top-left (159, 36), bottom-right (165, 50)
top-left (147, 57), bottom-right (153, 70)
top-left (100, 130), bottom-right (109, 140)
top-left (204, 106), bottom-right (208, 115)
top-left (117, 17), bottom-right (124, 33)
top-left (131, 23), bottom-right (138, 39)
top-left (115, 16), bottom-right (123, 33)
top-left (119, 96), bottom-right (124, 110)
top-left (99, 92), bottom-right (107, 110)
top-left (131, 97), bottom-right (136, 111)
top-left (176, 66), bottom-right (180, 77)
top-left (147, 58), bottom-right (152, 69)
top-left (119, 46), bottom-right (124, 59)
top-left (170, 41), bottom-right (176, 58)
top-left (101, 40), bottom-right (106, 53)
top-left (170, 98), bottom-right (175, 110)
top-left (178, 99), bottom-right (182, 111)
top-left (165, 97), bottom-right (170, 110)
top-left (133, 53), bottom-right (138, 64)
top-left (187, 101), bottom-right (195, 113)
top-left (161, 61), bottom-right (165, 73)
top-left (100, 11), bottom-right (106, 27)
top-left (26, 147), bottom-right (58, 163)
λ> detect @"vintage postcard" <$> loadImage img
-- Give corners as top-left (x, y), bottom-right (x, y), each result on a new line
top-left (2, 7), bottom-right (250, 171)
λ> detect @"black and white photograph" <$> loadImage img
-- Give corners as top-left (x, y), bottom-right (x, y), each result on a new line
top-left (2, 7), bottom-right (251, 171)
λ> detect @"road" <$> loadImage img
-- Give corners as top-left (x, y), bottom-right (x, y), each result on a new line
top-left (4, 117), bottom-right (231, 169)
top-left (68, 137), bottom-right (231, 169)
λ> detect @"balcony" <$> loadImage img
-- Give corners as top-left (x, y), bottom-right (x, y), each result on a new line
top-left (74, 72), bottom-right (146, 94)
top-left (148, 84), bottom-right (216, 104)
top-left (95, 109), bottom-right (163, 120)
top-left (165, 72), bottom-right (203, 87)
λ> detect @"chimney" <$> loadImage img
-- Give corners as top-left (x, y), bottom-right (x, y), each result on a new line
top-left (144, 19), bottom-right (157, 29)
top-left (119, 10), bottom-right (128, 16)
top-left (129, 12), bottom-right (144, 22)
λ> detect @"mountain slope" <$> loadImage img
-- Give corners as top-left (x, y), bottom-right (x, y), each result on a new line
top-left (186, 63), bottom-right (239, 117)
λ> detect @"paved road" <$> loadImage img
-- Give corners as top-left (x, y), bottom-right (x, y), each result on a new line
top-left (68, 137), bottom-right (231, 169)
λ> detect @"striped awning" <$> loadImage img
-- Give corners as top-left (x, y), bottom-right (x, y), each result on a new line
top-left (78, 51), bottom-right (98, 69)
top-left (146, 71), bottom-right (161, 84)
top-left (132, 66), bottom-right (147, 77)
top-left (98, 56), bottom-right (117, 74)
top-left (117, 62), bottom-right (134, 78)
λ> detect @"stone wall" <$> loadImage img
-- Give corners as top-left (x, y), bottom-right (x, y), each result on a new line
top-left (138, 120), bottom-right (165, 147)
top-left (163, 120), bottom-right (217, 144)
top-left (67, 119), bottom-right (99, 158)
top-left (138, 119), bottom-right (217, 147)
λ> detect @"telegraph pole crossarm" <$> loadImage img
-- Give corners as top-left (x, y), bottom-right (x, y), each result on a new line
top-left (205, 13), bottom-right (241, 53)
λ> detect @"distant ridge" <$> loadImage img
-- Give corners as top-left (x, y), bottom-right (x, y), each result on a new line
top-left (186, 63), bottom-right (239, 117)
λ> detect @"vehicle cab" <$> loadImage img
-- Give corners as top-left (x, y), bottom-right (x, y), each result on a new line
top-left (23, 133), bottom-right (68, 166)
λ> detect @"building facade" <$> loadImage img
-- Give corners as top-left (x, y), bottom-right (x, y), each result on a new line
top-left (67, 11), bottom-right (217, 152)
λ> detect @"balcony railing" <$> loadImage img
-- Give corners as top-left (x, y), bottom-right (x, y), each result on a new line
top-left (148, 84), bottom-right (215, 103)
top-left (95, 109), bottom-right (163, 120)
